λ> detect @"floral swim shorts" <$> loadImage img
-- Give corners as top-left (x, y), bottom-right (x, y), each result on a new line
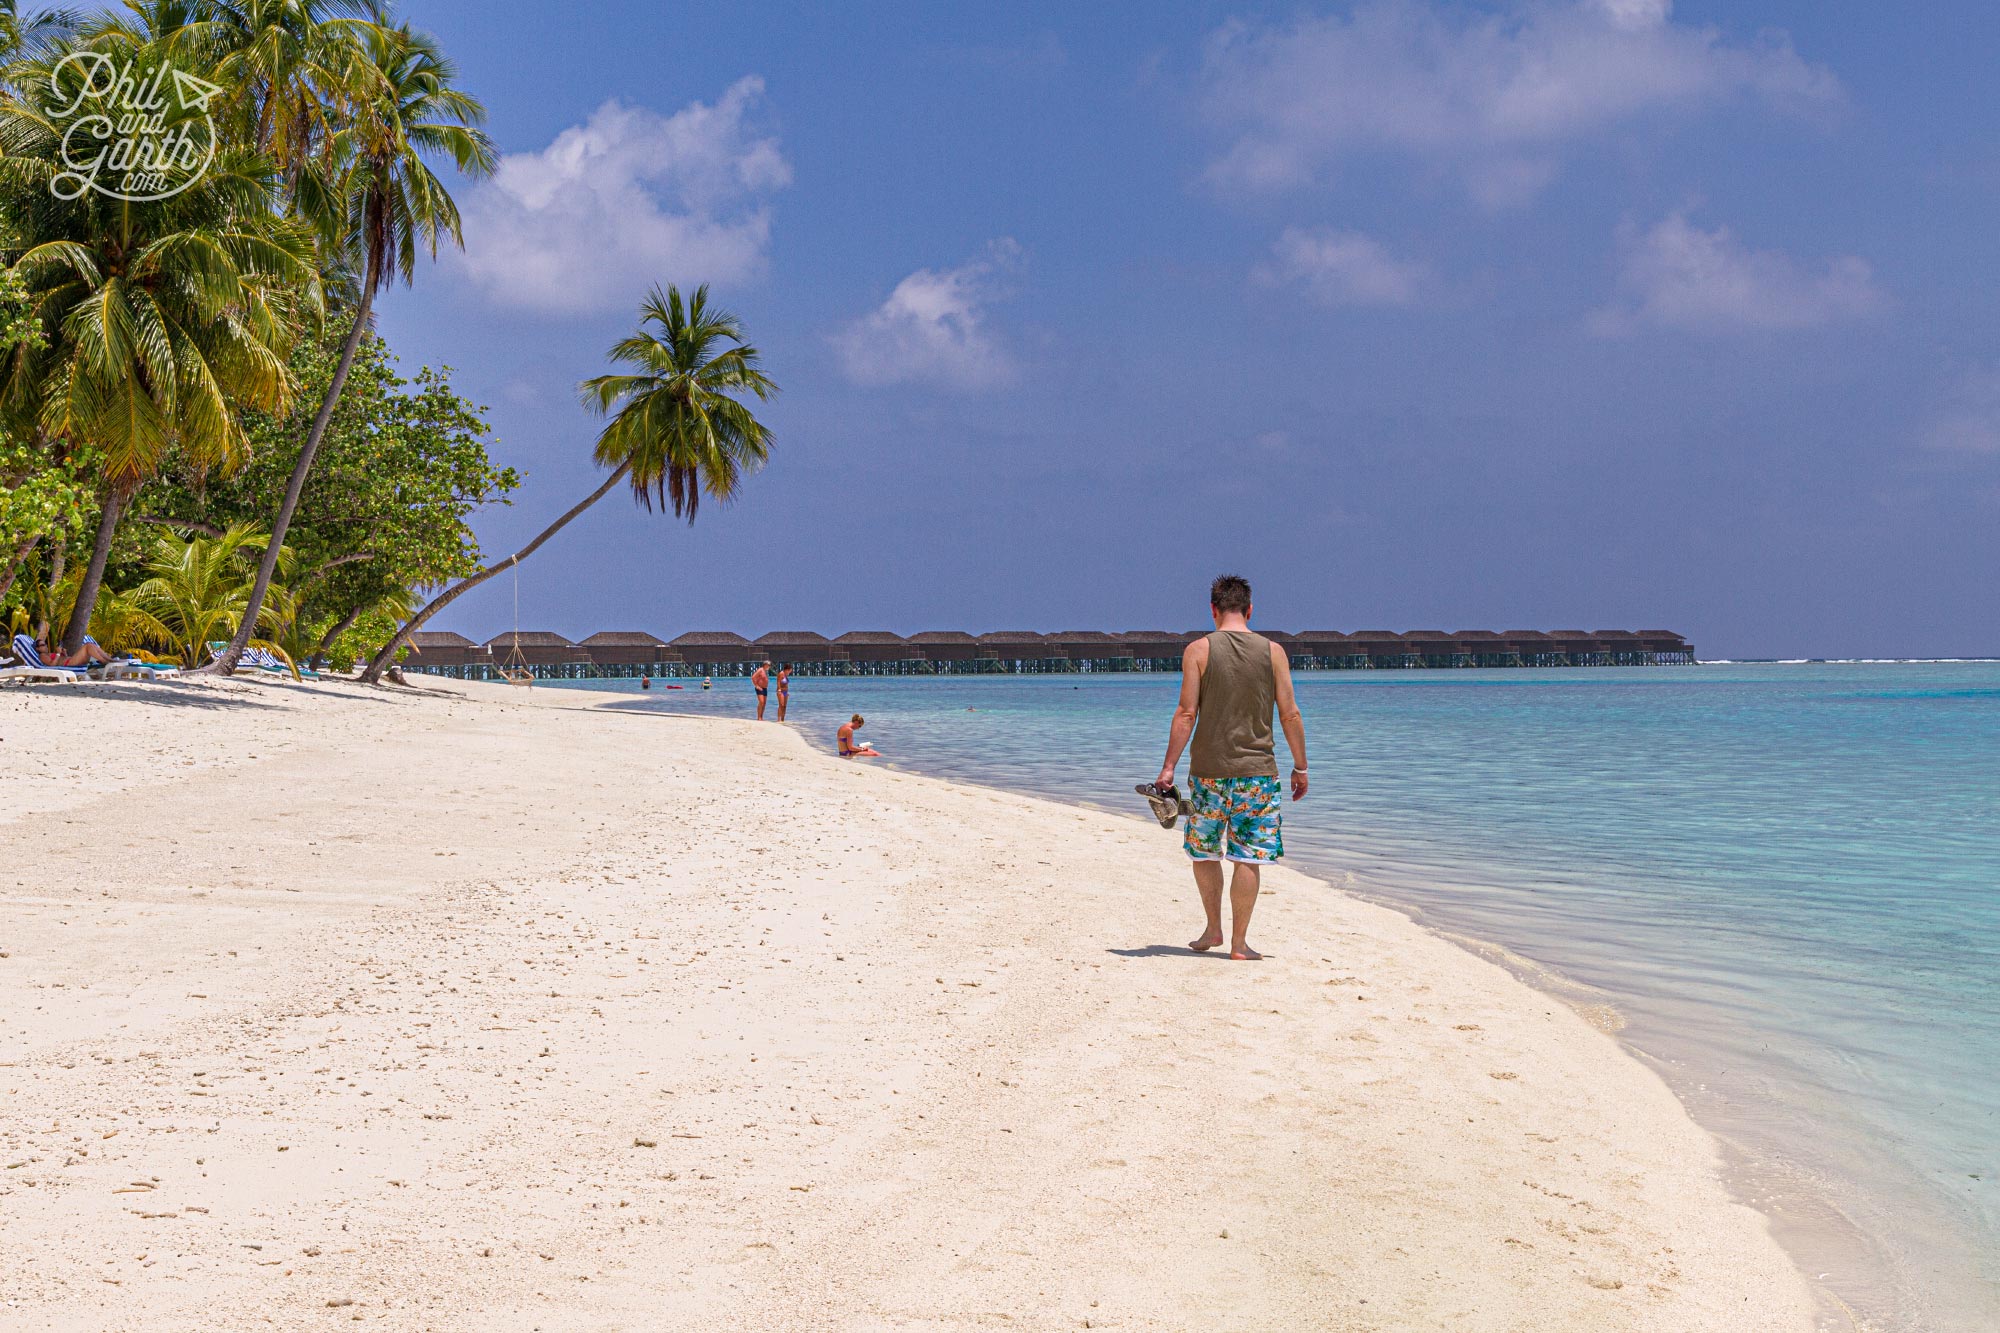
top-left (1183, 775), bottom-right (1284, 864)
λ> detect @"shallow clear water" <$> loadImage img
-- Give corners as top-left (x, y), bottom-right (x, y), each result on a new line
top-left (562, 664), bottom-right (2000, 1331)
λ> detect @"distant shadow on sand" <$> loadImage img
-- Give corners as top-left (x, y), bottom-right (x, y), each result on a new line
top-left (1106, 944), bottom-right (1255, 961)
top-left (10, 680), bottom-right (279, 711)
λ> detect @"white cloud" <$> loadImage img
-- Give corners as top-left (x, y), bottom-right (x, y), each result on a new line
top-left (1591, 211), bottom-right (1881, 335)
top-left (1255, 227), bottom-right (1429, 306)
top-left (1199, 0), bottom-right (1838, 203)
top-left (1922, 367), bottom-right (2000, 455)
top-left (452, 77), bottom-right (790, 315)
top-left (833, 240), bottom-right (1022, 390)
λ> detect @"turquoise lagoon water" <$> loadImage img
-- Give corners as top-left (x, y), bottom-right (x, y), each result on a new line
top-left (563, 664), bottom-right (1999, 1332)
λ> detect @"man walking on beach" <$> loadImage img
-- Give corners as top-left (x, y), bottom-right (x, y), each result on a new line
top-left (752, 660), bottom-right (772, 720)
top-left (1155, 575), bottom-right (1308, 960)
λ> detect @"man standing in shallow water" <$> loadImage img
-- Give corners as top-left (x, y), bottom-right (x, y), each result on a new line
top-left (752, 660), bottom-right (772, 720)
top-left (1154, 574), bottom-right (1309, 961)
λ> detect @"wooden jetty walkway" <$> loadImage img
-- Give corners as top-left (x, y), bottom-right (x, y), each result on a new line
top-left (398, 628), bottom-right (1698, 682)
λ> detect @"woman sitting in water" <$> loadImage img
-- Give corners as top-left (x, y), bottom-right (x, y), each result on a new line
top-left (837, 714), bottom-right (879, 758)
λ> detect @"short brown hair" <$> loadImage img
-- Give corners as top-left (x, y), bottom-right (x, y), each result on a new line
top-left (1210, 574), bottom-right (1252, 613)
top-left (850, 713), bottom-right (864, 725)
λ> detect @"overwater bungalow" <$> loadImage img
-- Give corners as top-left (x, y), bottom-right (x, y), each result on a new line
top-left (1401, 629), bottom-right (1460, 667)
top-left (1453, 630), bottom-right (1515, 667)
top-left (1350, 630), bottom-right (1419, 668)
top-left (1295, 630), bottom-right (1360, 667)
top-left (483, 630), bottom-right (579, 668)
top-left (1119, 631), bottom-right (1185, 663)
top-left (668, 631), bottom-right (755, 667)
top-left (580, 630), bottom-right (669, 668)
top-left (977, 631), bottom-right (1055, 666)
top-left (753, 631), bottom-right (834, 666)
top-left (1635, 630), bottom-right (1695, 661)
top-left (832, 631), bottom-right (914, 665)
top-left (407, 630), bottom-right (481, 668)
top-left (908, 631), bottom-right (981, 664)
top-left (1049, 631), bottom-right (1131, 667)
top-left (1502, 630), bottom-right (1558, 665)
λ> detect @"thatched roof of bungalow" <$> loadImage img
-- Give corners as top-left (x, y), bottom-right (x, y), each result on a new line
top-left (977, 631), bottom-right (1051, 645)
top-left (669, 630), bottom-right (752, 648)
top-left (1453, 629), bottom-right (1503, 640)
top-left (580, 630), bottom-right (667, 647)
top-left (908, 630), bottom-right (978, 644)
top-left (482, 630), bottom-right (573, 649)
top-left (1547, 629), bottom-right (1597, 640)
top-left (1503, 630), bottom-right (1553, 640)
top-left (1296, 630), bottom-right (1350, 643)
top-left (754, 630), bottom-right (832, 647)
top-left (1592, 629), bottom-right (1640, 640)
top-left (1348, 629), bottom-right (1405, 641)
top-left (833, 631), bottom-right (911, 645)
top-left (410, 630), bottom-right (476, 648)
top-left (1402, 629), bottom-right (1453, 640)
top-left (1050, 630), bottom-right (1125, 646)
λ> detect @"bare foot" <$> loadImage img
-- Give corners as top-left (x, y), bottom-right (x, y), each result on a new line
top-left (1189, 931), bottom-right (1224, 952)
top-left (1230, 944), bottom-right (1262, 961)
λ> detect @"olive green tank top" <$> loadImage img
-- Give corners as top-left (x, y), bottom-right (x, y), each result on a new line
top-left (1189, 630), bottom-right (1278, 779)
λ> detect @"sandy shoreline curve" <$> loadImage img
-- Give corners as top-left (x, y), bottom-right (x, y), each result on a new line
top-left (0, 674), bottom-right (1815, 1331)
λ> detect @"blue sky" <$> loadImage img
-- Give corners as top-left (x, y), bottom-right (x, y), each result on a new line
top-left (369, 0), bottom-right (2000, 658)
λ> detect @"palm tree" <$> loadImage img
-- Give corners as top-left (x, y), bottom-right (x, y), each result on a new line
top-left (0, 0), bottom-right (73, 64)
top-left (360, 285), bottom-right (776, 684)
top-left (215, 19), bottom-right (492, 674)
top-left (127, 522), bottom-right (292, 667)
top-left (0, 28), bottom-right (319, 654)
top-left (204, 0), bottom-right (381, 181)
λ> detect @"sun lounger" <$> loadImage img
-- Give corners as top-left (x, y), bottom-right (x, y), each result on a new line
top-left (248, 646), bottom-right (314, 679)
top-left (10, 633), bottom-right (88, 679)
top-left (207, 642), bottom-right (296, 678)
top-left (0, 662), bottom-right (80, 685)
top-left (81, 636), bottom-right (180, 680)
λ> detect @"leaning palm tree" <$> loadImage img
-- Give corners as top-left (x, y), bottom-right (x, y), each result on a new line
top-left (215, 19), bottom-right (492, 675)
top-left (0, 28), bottom-right (319, 654)
top-left (359, 284), bottom-right (776, 684)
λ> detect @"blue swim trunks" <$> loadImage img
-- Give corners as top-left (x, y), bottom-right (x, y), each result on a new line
top-left (1183, 775), bottom-right (1284, 863)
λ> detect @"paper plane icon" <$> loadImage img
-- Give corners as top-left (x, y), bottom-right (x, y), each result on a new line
top-left (171, 69), bottom-right (223, 112)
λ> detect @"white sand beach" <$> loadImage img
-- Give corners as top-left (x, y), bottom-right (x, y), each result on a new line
top-left (0, 676), bottom-right (1815, 1331)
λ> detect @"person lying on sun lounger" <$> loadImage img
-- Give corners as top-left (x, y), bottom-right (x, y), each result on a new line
top-left (37, 636), bottom-right (112, 667)
top-left (837, 714), bottom-right (880, 758)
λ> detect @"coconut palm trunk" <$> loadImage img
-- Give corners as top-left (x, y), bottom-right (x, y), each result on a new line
top-left (210, 284), bottom-right (375, 674)
top-left (359, 461), bottom-right (631, 684)
top-left (58, 482), bottom-right (133, 654)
